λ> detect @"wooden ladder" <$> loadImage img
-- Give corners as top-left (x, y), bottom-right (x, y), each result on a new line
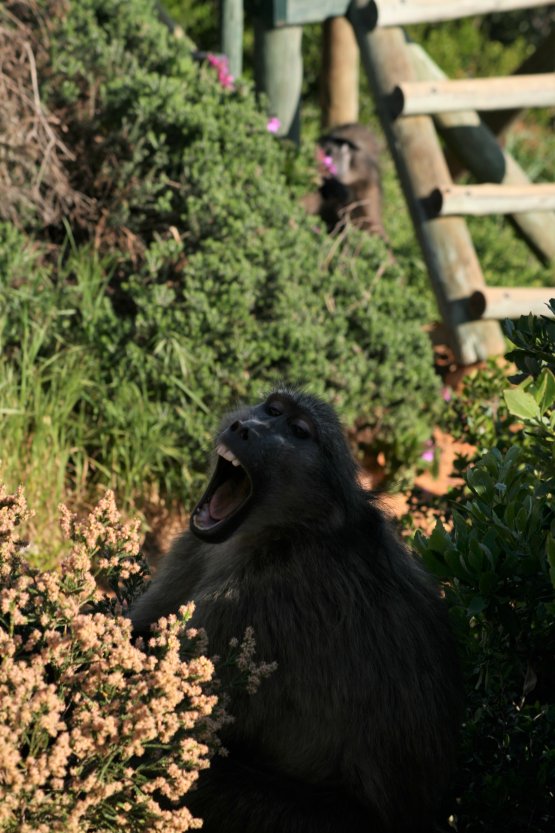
top-left (347, 0), bottom-right (555, 363)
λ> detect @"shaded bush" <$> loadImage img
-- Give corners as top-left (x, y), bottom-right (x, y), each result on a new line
top-left (415, 303), bottom-right (555, 832)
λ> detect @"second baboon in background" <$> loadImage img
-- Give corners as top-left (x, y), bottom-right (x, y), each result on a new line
top-left (303, 122), bottom-right (385, 237)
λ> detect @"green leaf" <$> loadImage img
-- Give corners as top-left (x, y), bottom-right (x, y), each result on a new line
top-left (467, 468), bottom-right (495, 500)
top-left (530, 368), bottom-right (555, 414)
top-left (427, 521), bottom-right (451, 555)
top-left (467, 595), bottom-right (487, 616)
top-left (468, 538), bottom-right (485, 573)
top-left (503, 387), bottom-right (541, 420)
top-left (444, 546), bottom-right (473, 581)
top-left (421, 550), bottom-right (452, 579)
top-left (478, 571), bottom-right (497, 595)
top-left (503, 319), bottom-right (515, 340)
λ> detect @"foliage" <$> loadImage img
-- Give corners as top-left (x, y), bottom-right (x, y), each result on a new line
top-left (440, 359), bottom-right (514, 453)
top-left (408, 16), bottom-right (529, 80)
top-left (414, 303), bottom-right (555, 832)
top-left (505, 303), bottom-right (555, 380)
top-left (1, 0), bottom-right (439, 546)
top-left (163, 0), bottom-right (219, 49)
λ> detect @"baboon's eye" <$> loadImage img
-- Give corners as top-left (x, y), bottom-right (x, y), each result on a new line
top-left (266, 401), bottom-right (283, 417)
top-left (290, 419), bottom-right (312, 440)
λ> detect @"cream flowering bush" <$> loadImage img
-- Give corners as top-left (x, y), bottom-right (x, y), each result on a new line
top-left (0, 484), bottom-right (272, 832)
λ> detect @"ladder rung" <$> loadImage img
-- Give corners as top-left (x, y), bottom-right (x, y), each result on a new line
top-left (369, 0), bottom-right (555, 28)
top-left (426, 184), bottom-right (555, 217)
top-left (469, 288), bottom-right (555, 320)
top-left (391, 74), bottom-right (555, 117)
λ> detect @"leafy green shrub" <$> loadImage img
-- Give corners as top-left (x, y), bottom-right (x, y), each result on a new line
top-left (439, 359), bottom-right (514, 453)
top-left (414, 303), bottom-right (555, 832)
top-left (1, 0), bottom-right (440, 534)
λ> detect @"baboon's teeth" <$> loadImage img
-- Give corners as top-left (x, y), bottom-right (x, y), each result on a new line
top-left (217, 444), bottom-right (241, 467)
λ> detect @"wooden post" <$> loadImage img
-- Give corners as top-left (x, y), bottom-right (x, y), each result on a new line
top-left (221, 0), bottom-right (244, 79)
top-left (321, 16), bottom-right (359, 129)
top-left (408, 42), bottom-right (555, 263)
top-left (348, 2), bottom-right (505, 363)
top-left (254, 20), bottom-right (303, 144)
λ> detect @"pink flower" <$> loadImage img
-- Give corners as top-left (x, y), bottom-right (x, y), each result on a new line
top-left (206, 53), bottom-right (234, 90)
top-left (218, 69), bottom-right (235, 89)
top-left (322, 154), bottom-right (337, 176)
top-left (442, 386), bottom-right (452, 402)
top-left (316, 147), bottom-right (337, 177)
top-left (421, 440), bottom-right (435, 463)
top-left (266, 116), bottom-right (281, 134)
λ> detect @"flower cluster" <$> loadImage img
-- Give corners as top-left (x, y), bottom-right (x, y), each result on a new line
top-left (58, 490), bottom-right (147, 614)
top-left (0, 485), bottom-right (227, 833)
top-left (228, 626), bottom-right (277, 696)
top-left (206, 52), bottom-right (234, 89)
top-left (421, 439), bottom-right (435, 464)
top-left (0, 484), bottom-right (31, 574)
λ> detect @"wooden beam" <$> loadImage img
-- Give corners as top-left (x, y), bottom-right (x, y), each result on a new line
top-left (391, 73), bottom-right (555, 117)
top-left (469, 287), bottom-right (555, 320)
top-left (482, 30), bottom-right (555, 138)
top-left (348, 3), bottom-right (505, 364)
top-left (408, 41), bottom-right (555, 263)
top-left (269, 0), bottom-right (350, 27)
top-left (368, 0), bottom-right (555, 28)
top-left (427, 184), bottom-right (555, 217)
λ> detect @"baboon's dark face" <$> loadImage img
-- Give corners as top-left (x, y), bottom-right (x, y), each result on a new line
top-left (190, 390), bottom-right (323, 543)
top-left (319, 137), bottom-right (356, 183)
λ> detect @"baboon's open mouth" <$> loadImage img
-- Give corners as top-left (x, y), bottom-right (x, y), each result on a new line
top-left (190, 444), bottom-right (253, 541)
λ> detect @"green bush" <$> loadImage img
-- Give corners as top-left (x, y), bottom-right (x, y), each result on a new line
top-left (1, 0), bottom-right (439, 536)
top-left (439, 359), bottom-right (514, 454)
top-left (414, 303), bottom-right (555, 832)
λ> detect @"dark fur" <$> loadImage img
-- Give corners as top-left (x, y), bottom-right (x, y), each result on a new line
top-left (303, 123), bottom-right (385, 237)
top-left (130, 387), bottom-right (462, 832)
